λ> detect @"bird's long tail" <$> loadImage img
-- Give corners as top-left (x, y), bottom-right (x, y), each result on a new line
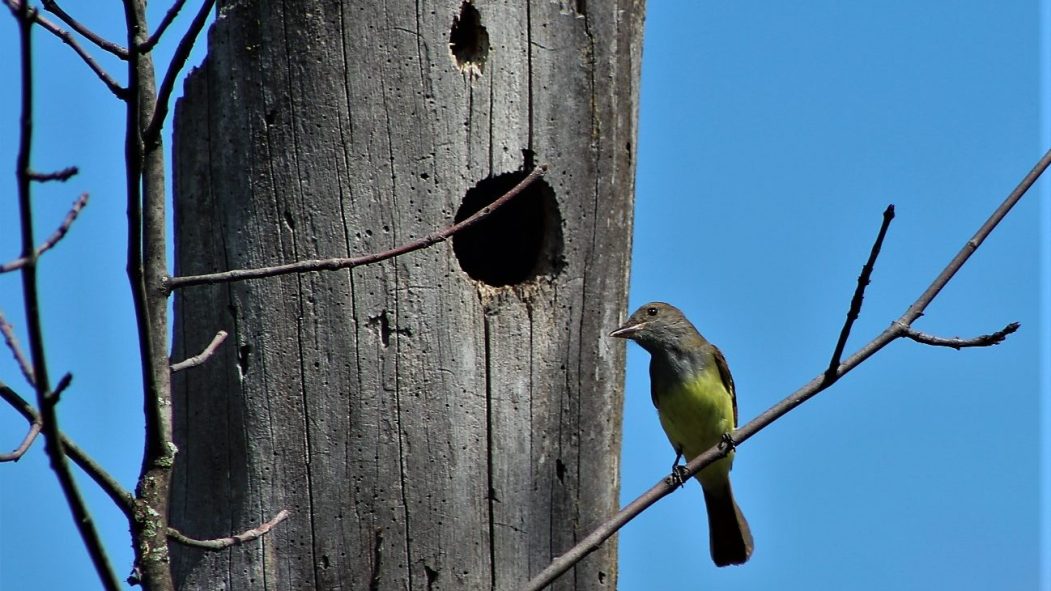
top-left (701, 478), bottom-right (753, 566)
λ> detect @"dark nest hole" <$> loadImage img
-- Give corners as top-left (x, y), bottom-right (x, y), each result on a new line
top-left (453, 171), bottom-right (562, 287)
top-left (449, 1), bottom-right (489, 78)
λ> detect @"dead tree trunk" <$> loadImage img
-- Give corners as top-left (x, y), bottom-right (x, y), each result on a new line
top-left (170, 1), bottom-right (643, 589)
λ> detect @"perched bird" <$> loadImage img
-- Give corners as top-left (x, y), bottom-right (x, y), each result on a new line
top-left (610, 302), bottom-right (753, 566)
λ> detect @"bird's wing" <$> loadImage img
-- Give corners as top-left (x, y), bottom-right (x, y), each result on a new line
top-left (712, 346), bottom-right (738, 427)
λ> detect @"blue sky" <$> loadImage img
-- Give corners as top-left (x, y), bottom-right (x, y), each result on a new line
top-left (1, 2), bottom-right (1048, 590)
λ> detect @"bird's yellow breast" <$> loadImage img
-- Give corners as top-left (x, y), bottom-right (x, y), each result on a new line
top-left (654, 363), bottom-right (736, 479)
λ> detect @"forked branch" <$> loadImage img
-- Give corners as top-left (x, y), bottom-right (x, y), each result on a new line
top-left (138, 0), bottom-right (188, 52)
top-left (143, 0), bottom-right (215, 145)
top-left (0, 380), bottom-right (135, 514)
top-left (40, 0), bottom-right (129, 57)
top-left (2, 0), bottom-right (127, 98)
top-left (522, 146), bottom-right (1051, 591)
top-left (10, 3), bottom-right (121, 588)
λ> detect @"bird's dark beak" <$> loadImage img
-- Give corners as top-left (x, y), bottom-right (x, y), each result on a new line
top-left (609, 320), bottom-right (644, 339)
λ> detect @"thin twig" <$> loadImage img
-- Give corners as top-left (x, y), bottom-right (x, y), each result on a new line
top-left (171, 329), bottom-right (228, 372)
top-left (143, 0), bottom-right (215, 145)
top-left (522, 146), bottom-right (1051, 591)
top-left (0, 311), bottom-right (35, 386)
top-left (28, 165), bottom-right (78, 182)
top-left (40, 0), bottom-right (129, 57)
top-left (138, 0), bottom-right (188, 52)
top-left (33, 192), bottom-right (88, 259)
top-left (898, 154), bottom-right (1051, 326)
top-left (167, 510), bottom-right (291, 550)
top-left (901, 322), bottom-right (1020, 349)
top-left (1, 193), bottom-right (90, 274)
top-left (2, 0), bottom-right (128, 99)
top-left (167, 164), bottom-right (550, 291)
top-left (827, 204), bottom-right (895, 377)
top-left (0, 380), bottom-right (135, 515)
top-left (12, 3), bottom-right (121, 588)
top-left (46, 371), bottom-right (72, 404)
top-left (0, 415), bottom-right (41, 462)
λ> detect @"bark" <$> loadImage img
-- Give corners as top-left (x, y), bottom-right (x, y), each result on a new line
top-left (171, 1), bottom-right (643, 589)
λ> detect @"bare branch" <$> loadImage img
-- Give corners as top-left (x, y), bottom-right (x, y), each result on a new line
top-left (899, 151), bottom-right (1051, 325)
top-left (1, 193), bottom-right (89, 274)
top-left (39, 0), bottom-right (129, 57)
top-left (138, 0), bottom-right (188, 52)
top-left (0, 369), bottom-right (67, 466)
top-left (170, 329), bottom-right (228, 372)
top-left (523, 146), bottom-right (1051, 591)
top-left (0, 311), bottom-right (35, 386)
top-left (28, 165), bottom-right (78, 182)
top-left (31, 192), bottom-right (88, 259)
top-left (827, 204), bottom-right (895, 376)
top-left (901, 322), bottom-right (1020, 349)
top-left (11, 4), bottom-right (122, 588)
top-left (167, 164), bottom-right (550, 291)
top-left (168, 510), bottom-right (291, 550)
top-left (123, 0), bottom-right (182, 586)
top-left (143, 0), bottom-right (215, 145)
top-left (0, 414), bottom-right (41, 462)
top-left (2, 0), bottom-right (128, 99)
top-left (0, 380), bottom-right (135, 515)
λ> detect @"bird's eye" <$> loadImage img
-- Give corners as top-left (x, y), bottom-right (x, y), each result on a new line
top-left (646, 306), bottom-right (658, 316)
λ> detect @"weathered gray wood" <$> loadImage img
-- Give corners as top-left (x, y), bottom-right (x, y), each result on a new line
top-left (171, 1), bottom-right (642, 589)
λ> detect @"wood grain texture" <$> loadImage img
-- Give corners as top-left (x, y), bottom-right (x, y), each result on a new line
top-left (170, 1), bottom-right (643, 589)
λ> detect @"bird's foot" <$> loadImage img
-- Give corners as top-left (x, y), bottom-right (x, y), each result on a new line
top-left (718, 432), bottom-right (737, 452)
top-left (666, 464), bottom-right (689, 488)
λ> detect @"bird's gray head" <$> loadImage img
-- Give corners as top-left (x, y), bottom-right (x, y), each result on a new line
top-left (609, 301), bottom-right (704, 354)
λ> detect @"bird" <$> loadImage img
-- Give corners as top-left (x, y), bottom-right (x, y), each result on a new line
top-left (610, 301), bottom-right (753, 566)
